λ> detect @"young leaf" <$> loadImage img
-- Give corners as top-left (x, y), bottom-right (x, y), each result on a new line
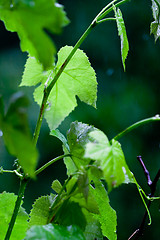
top-left (51, 179), bottom-right (63, 194)
top-left (21, 46), bottom-right (97, 130)
top-left (113, 5), bottom-right (129, 71)
top-left (25, 224), bottom-right (86, 240)
top-left (0, 192), bottom-right (28, 240)
top-left (151, 0), bottom-right (160, 41)
top-left (63, 144), bottom-right (77, 176)
top-left (29, 194), bottom-right (56, 227)
top-left (0, 0), bottom-right (69, 69)
top-left (84, 130), bottom-right (134, 191)
top-left (66, 121), bottom-right (96, 169)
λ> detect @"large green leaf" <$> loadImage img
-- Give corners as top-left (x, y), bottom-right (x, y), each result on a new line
top-left (21, 46), bottom-right (97, 130)
top-left (0, 93), bottom-right (38, 177)
top-left (113, 5), bottom-right (129, 71)
top-left (0, 0), bottom-right (69, 69)
top-left (0, 192), bottom-right (28, 240)
top-left (151, 0), bottom-right (160, 41)
top-left (25, 224), bottom-right (86, 240)
top-left (84, 130), bottom-right (134, 191)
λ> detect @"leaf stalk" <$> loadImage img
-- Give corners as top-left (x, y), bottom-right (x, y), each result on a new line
top-left (35, 154), bottom-right (71, 176)
top-left (113, 115), bottom-right (160, 141)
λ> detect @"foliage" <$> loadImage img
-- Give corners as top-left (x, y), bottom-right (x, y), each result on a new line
top-left (0, 192), bottom-right (28, 240)
top-left (0, 0), bottom-right (160, 240)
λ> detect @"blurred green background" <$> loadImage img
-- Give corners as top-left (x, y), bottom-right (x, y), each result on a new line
top-left (0, 0), bottom-right (160, 239)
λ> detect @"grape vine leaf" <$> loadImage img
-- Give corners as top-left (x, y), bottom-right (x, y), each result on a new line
top-left (0, 0), bottom-right (69, 69)
top-left (51, 179), bottom-right (63, 194)
top-left (66, 121), bottom-right (96, 170)
top-left (84, 130), bottom-right (134, 191)
top-left (69, 174), bottom-right (117, 240)
top-left (25, 224), bottom-right (86, 240)
top-left (0, 93), bottom-right (38, 177)
top-left (0, 192), bottom-right (28, 240)
top-left (21, 46), bottom-right (97, 130)
top-left (29, 194), bottom-right (56, 227)
top-left (55, 201), bottom-right (87, 231)
top-left (63, 144), bottom-right (77, 176)
top-left (89, 178), bottom-right (117, 240)
top-left (151, 0), bottom-right (160, 41)
top-left (83, 210), bottom-right (103, 240)
top-left (113, 5), bottom-right (129, 71)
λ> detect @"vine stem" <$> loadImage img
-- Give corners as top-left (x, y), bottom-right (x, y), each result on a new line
top-left (35, 154), bottom-right (71, 176)
top-left (32, 0), bottom-right (130, 146)
top-left (4, 178), bottom-right (28, 240)
top-left (113, 115), bottom-right (160, 141)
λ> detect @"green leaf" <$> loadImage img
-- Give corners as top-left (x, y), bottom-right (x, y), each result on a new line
top-left (63, 144), bottom-right (77, 176)
top-left (113, 5), bottom-right (129, 71)
top-left (89, 179), bottom-right (117, 240)
top-left (51, 179), bottom-right (63, 194)
top-left (84, 130), bottom-right (134, 191)
top-left (29, 194), bottom-right (55, 227)
top-left (25, 224), bottom-right (86, 240)
top-left (151, 0), bottom-right (160, 41)
top-left (55, 201), bottom-right (87, 231)
top-left (21, 46), bottom-right (97, 130)
top-left (0, 192), bottom-right (28, 240)
top-left (0, 93), bottom-right (38, 177)
top-left (83, 210), bottom-right (103, 240)
top-left (2, 124), bottom-right (38, 177)
top-left (67, 121), bottom-right (96, 169)
top-left (0, 0), bottom-right (69, 69)
top-left (77, 170), bottom-right (89, 201)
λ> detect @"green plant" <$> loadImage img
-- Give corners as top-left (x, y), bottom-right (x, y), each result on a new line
top-left (0, 0), bottom-right (160, 239)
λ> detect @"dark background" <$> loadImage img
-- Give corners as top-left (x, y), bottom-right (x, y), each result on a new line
top-left (0, 0), bottom-right (160, 239)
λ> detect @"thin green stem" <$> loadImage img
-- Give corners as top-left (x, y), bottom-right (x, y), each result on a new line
top-left (113, 115), bottom-right (160, 141)
top-left (35, 154), bottom-right (71, 176)
top-left (4, 178), bottom-right (28, 240)
top-left (93, 0), bottom-right (118, 22)
top-left (97, 0), bottom-right (130, 21)
top-left (0, 169), bottom-right (14, 174)
top-left (0, 167), bottom-right (23, 178)
top-left (97, 17), bottom-right (116, 24)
